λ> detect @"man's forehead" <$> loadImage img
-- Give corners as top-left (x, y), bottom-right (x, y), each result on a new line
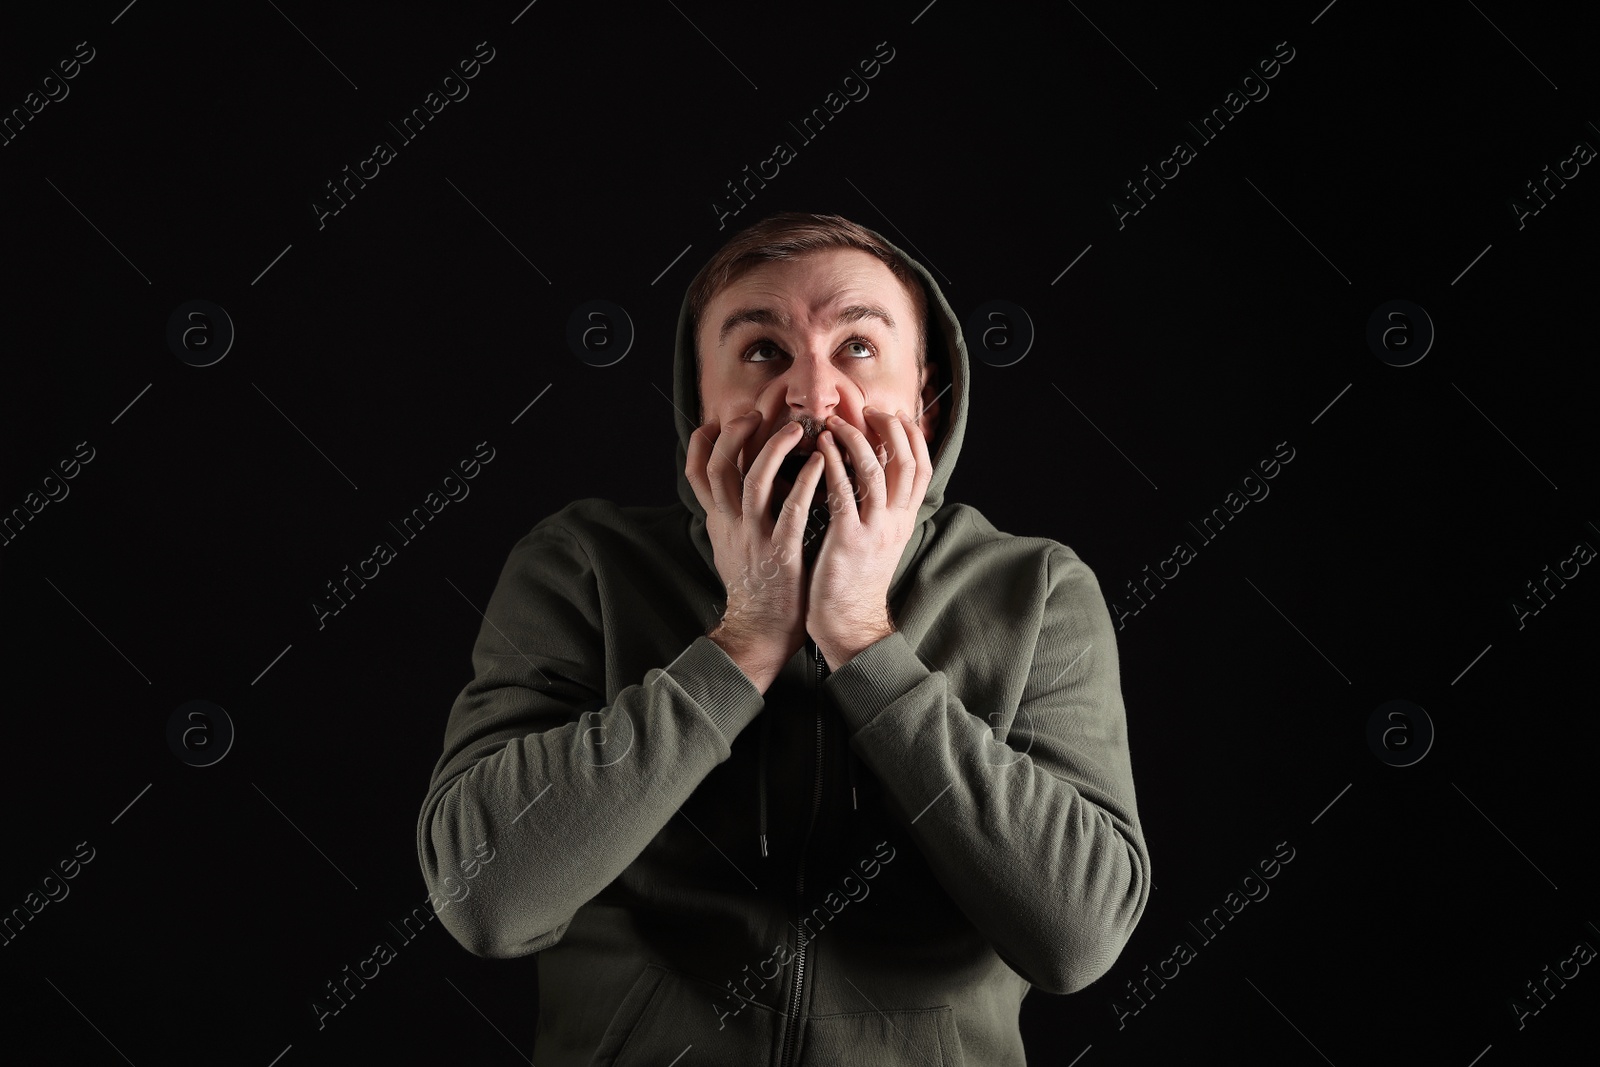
top-left (702, 250), bottom-right (910, 342)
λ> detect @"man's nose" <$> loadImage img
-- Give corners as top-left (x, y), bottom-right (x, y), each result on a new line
top-left (784, 356), bottom-right (843, 420)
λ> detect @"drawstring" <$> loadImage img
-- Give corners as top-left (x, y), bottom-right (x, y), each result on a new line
top-left (757, 713), bottom-right (863, 859)
top-left (755, 637), bottom-right (876, 856)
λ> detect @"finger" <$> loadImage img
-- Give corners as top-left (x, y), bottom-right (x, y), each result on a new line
top-left (774, 448), bottom-right (826, 547)
top-left (685, 419), bottom-right (721, 516)
top-left (826, 415), bottom-right (884, 520)
top-left (707, 411), bottom-right (761, 520)
top-left (898, 408), bottom-right (934, 508)
top-left (873, 407), bottom-right (916, 512)
top-left (744, 421), bottom-right (800, 530)
top-left (817, 428), bottom-right (862, 527)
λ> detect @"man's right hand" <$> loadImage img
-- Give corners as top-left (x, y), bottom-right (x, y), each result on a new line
top-left (686, 410), bottom-right (825, 691)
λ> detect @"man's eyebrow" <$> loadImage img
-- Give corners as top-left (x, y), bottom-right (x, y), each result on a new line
top-left (717, 304), bottom-right (897, 346)
top-left (835, 304), bottom-right (898, 334)
top-left (718, 307), bottom-right (790, 345)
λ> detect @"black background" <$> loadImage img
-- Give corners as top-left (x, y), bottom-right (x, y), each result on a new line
top-left (2, 1), bottom-right (1596, 1063)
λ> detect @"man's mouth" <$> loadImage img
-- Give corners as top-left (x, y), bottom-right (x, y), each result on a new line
top-left (776, 438), bottom-right (854, 486)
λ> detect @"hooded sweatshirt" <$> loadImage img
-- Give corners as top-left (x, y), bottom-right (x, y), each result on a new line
top-left (416, 228), bottom-right (1151, 1066)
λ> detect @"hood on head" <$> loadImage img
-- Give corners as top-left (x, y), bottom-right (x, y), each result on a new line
top-left (671, 222), bottom-right (970, 597)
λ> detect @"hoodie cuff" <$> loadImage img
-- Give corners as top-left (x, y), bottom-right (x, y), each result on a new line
top-left (662, 635), bottom-right (765, 745)
top-left (824, 630), bottom-right (931, 734)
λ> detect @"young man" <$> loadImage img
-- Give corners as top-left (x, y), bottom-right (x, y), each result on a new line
top-left (417, 212), bottom-right (1151, 1065)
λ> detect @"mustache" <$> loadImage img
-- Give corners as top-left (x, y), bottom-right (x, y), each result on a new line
top-left (787, 415), bottom-right (827, 446)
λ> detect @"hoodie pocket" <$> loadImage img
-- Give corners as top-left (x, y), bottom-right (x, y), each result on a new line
top-left (801, 1005), bottom-right (965, 1066)
top-left (589, 963), bottom-right (780, 1067)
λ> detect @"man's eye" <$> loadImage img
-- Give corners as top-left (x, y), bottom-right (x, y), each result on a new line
top-left (743, 338), bottom-right (875, 362)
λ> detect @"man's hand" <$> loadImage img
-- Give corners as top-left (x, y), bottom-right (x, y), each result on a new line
top-left (686, 410), bottom-right (827, 690)
top-left (807, 407), bottom-right (933, 671)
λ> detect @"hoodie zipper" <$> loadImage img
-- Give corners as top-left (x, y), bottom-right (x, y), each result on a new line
top-left (781, 640), bottom-right (828, 1067)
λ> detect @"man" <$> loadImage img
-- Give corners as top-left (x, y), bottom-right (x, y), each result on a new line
top-left (417, 212), bottom-right (1150, 1065)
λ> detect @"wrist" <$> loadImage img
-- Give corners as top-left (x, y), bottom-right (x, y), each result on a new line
top-left (707, 621), bottom-right (788, 691)
top-left (817, 613), bottom-right (895, 669)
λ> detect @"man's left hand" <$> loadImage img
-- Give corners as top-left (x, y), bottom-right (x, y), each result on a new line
top-left (806, 406), bottom-right (933, 671)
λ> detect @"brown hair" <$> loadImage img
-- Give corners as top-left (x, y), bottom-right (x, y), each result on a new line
top-left (687, 212), bottom-right (930, 378)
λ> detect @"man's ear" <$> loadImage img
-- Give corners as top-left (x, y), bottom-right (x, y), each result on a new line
top-left (915, 361), bottom-right (941, 444)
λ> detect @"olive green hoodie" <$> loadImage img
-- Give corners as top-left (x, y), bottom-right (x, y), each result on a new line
top-left (416, 228), bottom-right (1151, 1065)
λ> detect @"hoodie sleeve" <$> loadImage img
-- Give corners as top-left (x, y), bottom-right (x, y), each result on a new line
top-left (823, 545), bottom-right (1151, 995)
top-left (415, 513), bottom-right (765, 959)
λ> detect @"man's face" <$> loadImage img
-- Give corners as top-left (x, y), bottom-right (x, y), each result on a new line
top-left (696, 247), bottom-right (940, 516)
